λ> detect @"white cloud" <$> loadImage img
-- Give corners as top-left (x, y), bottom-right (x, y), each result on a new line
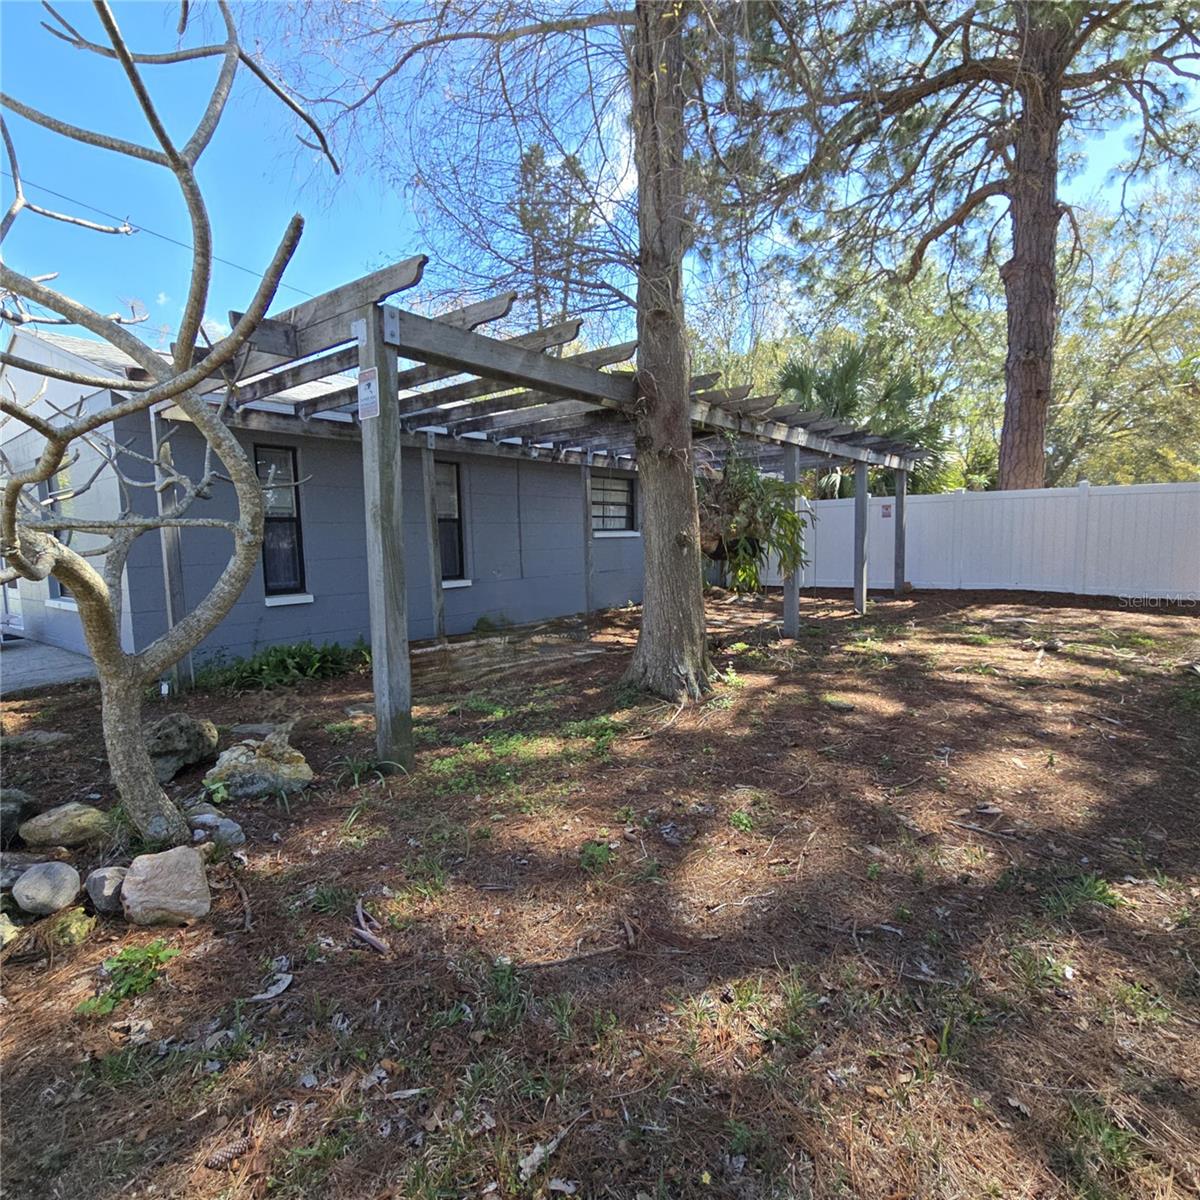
top-left (201, 315), bottom-right (231, 342)
top-left (156, 291), bottom-right (170, 306)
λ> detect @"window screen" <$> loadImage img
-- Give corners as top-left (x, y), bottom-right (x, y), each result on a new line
top-left (255, 446), bottom-right (305, 595)
top-left (435, 461), bottom-right (464, 580)
top-left (591, 473), bottom-right (635, 532)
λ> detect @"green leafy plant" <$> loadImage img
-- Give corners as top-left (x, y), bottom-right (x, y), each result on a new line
top-left (729, 810), bottom-right (754, 833)
top-left (76, 940), bottom-right (180, 1016)
top-left (696, 437), bottom-right (808, 592)
top-left (332, 754), bottom-right (398, 788)
top-left (194, 638), bottom-right (369, 690)
top-left (579, 840), bottom-right (615, 872)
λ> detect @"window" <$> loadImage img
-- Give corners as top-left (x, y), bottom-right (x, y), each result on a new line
top-left (591, 472), bottom-right (636, 532)
top-left (435, 461), bottom-right (465, 580)
top-left (39, 469), bottom-right (74, 602)
top-left (255, 446), bottom-right (305, 595)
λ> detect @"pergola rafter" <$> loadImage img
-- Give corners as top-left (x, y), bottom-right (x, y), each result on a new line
top-left (152, 259), bottom-right (922, 768)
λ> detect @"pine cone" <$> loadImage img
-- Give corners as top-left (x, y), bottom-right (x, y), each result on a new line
top-left (205, 1136), bottom-right (253, 1170)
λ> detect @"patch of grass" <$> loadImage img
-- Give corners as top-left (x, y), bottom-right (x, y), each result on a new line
top-left (1064, 1097), bottom-right (1138, 1186)
top-left (579, 839), bottom-right (615, 873)
top-left (866, 861), bottom-right (882, 881)
top-left (957, 631), bottom-right (995, 646)
top-left (323, 720), bottom-right (360, 743)
top-left (400, 854), bottom-right (448, 900)
top-left (484, 960), bottom-right (530, 1031)
top-left (561, 715), bottom-right (624, 756)
top-left (1171, 678), bottom-right (1200, 714)
top-left (729, 809), bottom-right (754, 834)
top-left (195, 638), bottom-right (369, 690)
top-left (545, 993), bottom-right (576, 1043)
top-left (76, 939), bottom-right (179, 1016)
top-left (332, 754), bottom-right (397, 787)
top-left (1043, 873), bottom-right (1124, 918)
top-left (310, 884), bottom-right (356, 916)
top-left (1110, 981), bottom-right (1171, 1024)
top-left (1008, 946), bottom-right (1066, 995)
top-left (771, 970), bottom-right (820, 1046)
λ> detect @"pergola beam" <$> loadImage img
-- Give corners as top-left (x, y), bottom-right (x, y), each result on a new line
top-left (381, 305), bottom-right (637, 409)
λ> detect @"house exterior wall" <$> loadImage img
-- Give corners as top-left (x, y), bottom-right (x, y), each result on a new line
top-left (0, 333), bottom-right (135, 655)
top-left (122, 420), bottom-right (645, 665)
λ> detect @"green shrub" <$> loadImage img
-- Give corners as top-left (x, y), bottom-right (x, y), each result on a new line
top-left (194, 639), bottom-right (369, 690)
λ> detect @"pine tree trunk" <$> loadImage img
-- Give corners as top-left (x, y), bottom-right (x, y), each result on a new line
top-left (623, 0), bottom-right (712, 701)
top-left (101, 672), bottom-right (190, 846)
top-left (998, 8), bottom-right (1067, 490)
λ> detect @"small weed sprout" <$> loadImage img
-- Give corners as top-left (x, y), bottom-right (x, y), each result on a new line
top-left (77, 940), bottom-right (180, 1016)
top-left (579, 840), bottom-right (616, 872)
top-left (729, 810), bottom-right (754, 833)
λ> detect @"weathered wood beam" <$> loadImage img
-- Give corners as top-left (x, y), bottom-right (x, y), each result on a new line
top-left (473, 401), bottom-right (604, 440)
top-left (853, 460), bottom-right (869, 615)
top-left (581, 463), bottom-right (594, 622)
top-left (381, 305), bottom-right (637, 408)
top-left (421, 439), bottom-right (446, 641)
top-left (783, 444), bottom-right (801, 639)
top-left (205, 255), bottom-right (429, 390)
top-left (234, 291), bottom-right (517, 410)
top-left (407, 341), bottom-right (637, 429)
top-left (894, 467), bottom-right (908, 598)
top-left (689, 384), bottom-right (753, 407)
top-left (360, 305), bottom-right (414, 769)
top-left (719, 393), bottom-right (780, 416)
top-left (394, 315), bottom-right (580, 394)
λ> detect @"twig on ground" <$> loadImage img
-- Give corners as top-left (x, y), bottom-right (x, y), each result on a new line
top-left (231, 874), bottom-right (253, 932)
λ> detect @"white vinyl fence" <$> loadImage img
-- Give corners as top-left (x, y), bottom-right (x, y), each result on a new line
top-left (765, 481), bottom-right (1200, 601)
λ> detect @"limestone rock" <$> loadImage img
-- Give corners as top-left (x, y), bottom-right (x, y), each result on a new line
top-left (0, 787), bottom-right (36, 846)
top-left (144, 713), bottom-right (219, 783)
top-left (85, 866), bottom-right (128, 914)
top-left (203, 731), bottom-right (313, 801)
top-left (229, 722), bottom-right (281, 738)
top-left (12, 861), bottom-right (81, 915)
top-left (1, 730), bottom-right (70, 751)
top-left (121, 846), bottom-right (210, 925)
top-left (182, 799), bottom-right (223, 822)
top-left (0, 913), bottom-right (21, 948)
top-left (18, 802), bottom-right (111, 847)
top-left (188, 813), bottom-right (246, 847)
top-left (1, 851), bottom-right (55, 890)
top-left (46, 905), bottom-right (96, 946)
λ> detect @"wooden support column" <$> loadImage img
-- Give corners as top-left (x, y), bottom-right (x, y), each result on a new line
top-left (421, 436), bottom-right (446, 642)
top-left (853, 460), bottom-right (869, 615)
top-left (150, 407), bottom-right (194, 690)
top-left (893, 467), bottom-right (908, 598)
top-left (359, 304), bottom-right (414, 770)
top-left (783, 444), bottom-right (801, 638)
top-left (580, 460), bottom-right (594, 628)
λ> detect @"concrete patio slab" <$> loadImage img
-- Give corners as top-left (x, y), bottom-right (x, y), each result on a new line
top-left (0, 637), bottom-right (95, 696)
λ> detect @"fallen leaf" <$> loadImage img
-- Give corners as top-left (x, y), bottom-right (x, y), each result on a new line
top-left (519, 1127), bottom-right (569, 1182)
top-left (247, 973), bottom-right (292, 1003)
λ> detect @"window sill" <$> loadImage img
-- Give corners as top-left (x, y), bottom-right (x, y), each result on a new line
top-left (264, 593), bottom-right (314, 607)
top-left (442, 579), bottom-right (473, 590)
top-left (593, 530), bottom-right (640, 539)
top-left (45, 597), bottom-right (78, 611)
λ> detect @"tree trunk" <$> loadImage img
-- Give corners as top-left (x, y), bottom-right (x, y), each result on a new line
top-left (623, 0), bottom-right (712, 701)
top-left (998, 7), bottom-right (1068, 490)
top-left (55, 549), bottom-right (191, 847)
top-left (101, 672), bottom-right (191, 846)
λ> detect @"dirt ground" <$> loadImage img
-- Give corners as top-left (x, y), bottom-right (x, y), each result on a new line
top-left (2, 589), bottom-right (1198, 1200)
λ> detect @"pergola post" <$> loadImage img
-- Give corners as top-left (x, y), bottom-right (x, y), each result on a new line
top-left (421, 435), bottom-right (446, 641)
top-left (580, 457), bottom-right (594, 627)
top-left (783, 444), bottom-right (801, 638)
top-left (853, 460), bottom-right (869, 615)
top-left (893, 467), bottom-right (908, 597)
top-left (359, 304), bottom-right (414, 770)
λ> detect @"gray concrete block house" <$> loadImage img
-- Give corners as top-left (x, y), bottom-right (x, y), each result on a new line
top-left (1, 329), bottom-right (644, 665)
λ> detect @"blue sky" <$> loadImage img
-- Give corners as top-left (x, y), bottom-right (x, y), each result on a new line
top-left (1, 2), bottom-right (423, 346)
top-left (0, 2), bottom-right (1141, 351)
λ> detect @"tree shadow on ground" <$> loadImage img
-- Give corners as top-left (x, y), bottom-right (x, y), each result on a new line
top-left (2, 591), bottom-right (1197, 1199)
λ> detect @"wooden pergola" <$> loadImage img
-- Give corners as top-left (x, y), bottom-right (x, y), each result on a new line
top-left (157, 258), bottom-right (923, 765)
